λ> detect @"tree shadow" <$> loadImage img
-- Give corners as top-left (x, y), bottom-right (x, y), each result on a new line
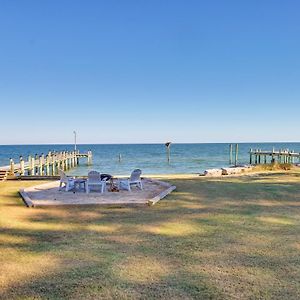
top-left (1, 176), bottom-right (300, 299)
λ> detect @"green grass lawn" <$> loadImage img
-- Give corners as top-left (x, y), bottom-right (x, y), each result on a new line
top-left (0, 172), bottom-right (300, 299)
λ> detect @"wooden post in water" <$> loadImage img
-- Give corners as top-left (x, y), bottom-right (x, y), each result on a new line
top-left (61, 151), bottom-right (64, 169)
top-left (61, 152), bottom-right (65, 170)
top-left (255, 149), bottom-right (258, 164)
top-left (249, 148), bottom-right (252, 164)
top-left (34, 154), bottom-right (39, 175)
top-left (49, 154), bottom-right (53, 175)
top-left (71, 151), bottom-right (74, 167)
top-left (229, 144), bottom-right (233, 165)
top-left (20, 156), bottom-right (25, 176)
top-left (118, 153), bottom-right (122, 163)
top-left (28, 155), bottom-right (32, 175)
top-left (39, 155), bottom-right (43, 175)
top-left (45, 154), bottom-right (50, 175)
top-left (57, 153), bottom-right (61, 171)
top-left (58, 152), bottom-right (62, 170)
top-left (69, 152), bottom-right (73, 168)
top-left (74, 150), bottom-right (77, 166)
top-left (31, 156), bottom-right (35, 175)
top-left (234, 144), bottom-right (239, 166)
top-left (52, 160), bottom-right (56, 176)
top-left (64, 152), bottom-right (68, 170)
top-left (9, 158), bottom-right (15, 176)
top-left (278, 150), bottom-right (281, 163)
top-left (66, 152), bottom-right (69, 170)
top-left (87, 150), bottom-right (92, 165)
top-left (54, 153), bottom-right (58, 175)
top-left (76, 150), bottom-right (79, 165)
top-left (65, 151), bottom-right (69, 169)
top-left (68, 151), bottom-right (71, 168)
top-left (165, 142), bottom-right (171, 163)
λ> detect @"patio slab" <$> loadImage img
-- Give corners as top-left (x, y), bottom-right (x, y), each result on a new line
top-left (19, 178), bottom-right (176, 207)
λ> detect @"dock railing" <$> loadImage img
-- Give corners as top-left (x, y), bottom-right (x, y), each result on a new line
top-left (0, 150), bottom-right (92, 179)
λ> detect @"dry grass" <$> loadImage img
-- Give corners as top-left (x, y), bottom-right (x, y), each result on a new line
top-left (0, 172), bottom-right (300, 299)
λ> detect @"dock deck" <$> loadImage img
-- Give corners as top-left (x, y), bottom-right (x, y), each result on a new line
top-left (249, 148), bottom-right (300, 164)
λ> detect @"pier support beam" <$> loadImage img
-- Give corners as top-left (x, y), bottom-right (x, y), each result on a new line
top-left (234, 144), bottom-right (239, 166)
top-left (229, 144), bottom-right (233, 165)
top-left (20, 156), bottom-right (25, 175)
top-left (9, 158), bottom-right (15, 176)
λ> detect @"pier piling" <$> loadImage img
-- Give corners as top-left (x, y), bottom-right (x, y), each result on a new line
top-left (234, 144), bottom-right (239, 166)
top-left (229, 144), bottom-right (233, 165)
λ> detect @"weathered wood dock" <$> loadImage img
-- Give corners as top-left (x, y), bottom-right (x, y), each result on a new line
top-left (249, 148), bottom-right (300, 165)
top-left (0, 150), bottom-right (92, 180)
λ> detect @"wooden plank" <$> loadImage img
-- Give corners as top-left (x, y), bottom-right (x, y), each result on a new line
top-left (19, 189), bottom-right (34, 207)
top-left (148, 185), bottom-right (176, 206)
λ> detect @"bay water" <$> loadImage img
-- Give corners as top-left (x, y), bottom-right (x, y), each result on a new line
top-left (0, 143), bottom-right (299, 176)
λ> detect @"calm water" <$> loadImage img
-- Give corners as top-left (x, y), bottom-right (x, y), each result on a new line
top-left (0, 143), bottom-right (300, 176)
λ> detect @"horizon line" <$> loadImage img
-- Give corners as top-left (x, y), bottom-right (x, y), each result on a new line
top-left (0, 141), bottom-right (300, 146)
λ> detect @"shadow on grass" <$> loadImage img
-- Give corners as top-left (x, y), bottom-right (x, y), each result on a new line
top-left (1, 176), bottom-right (300, 299)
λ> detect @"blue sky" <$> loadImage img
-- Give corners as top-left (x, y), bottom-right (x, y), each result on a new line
top-left (0, 0), bottom-right (300, 144)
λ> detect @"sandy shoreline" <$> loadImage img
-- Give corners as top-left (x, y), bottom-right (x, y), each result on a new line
top-left (1, 169), bottom-right (298, 182)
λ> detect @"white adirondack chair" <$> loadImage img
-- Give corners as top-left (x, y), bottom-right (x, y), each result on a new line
top-left (86, 171), bottom-right (106, 194)
top-left (59, 169), bottom-right (75, 191)
top-left (118, 169), bottom-right (143, 191)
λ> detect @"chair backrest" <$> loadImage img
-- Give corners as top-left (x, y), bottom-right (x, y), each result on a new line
top-left (130, 169), bottom-right (142, 182)
top-left (88, 170), bottom-right (101, 182)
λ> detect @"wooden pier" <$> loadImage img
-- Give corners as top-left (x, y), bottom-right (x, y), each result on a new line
top-left (249, 148), bottom-right (300, 165)
top-left (0, 150), bottom-right (92, 180)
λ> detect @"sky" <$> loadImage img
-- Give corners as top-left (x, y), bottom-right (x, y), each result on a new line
top-left (0, 0), bottom-right (300, 144)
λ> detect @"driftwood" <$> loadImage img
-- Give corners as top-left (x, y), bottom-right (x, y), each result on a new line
top-left (204, 165), bottom-right (253, 177)
top-left (221, 166), bottom-right (252, 175)
top-left (203, 169), bottom-right (223, 177)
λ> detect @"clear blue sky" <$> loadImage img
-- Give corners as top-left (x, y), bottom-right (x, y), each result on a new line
top-left (1, 0), bottom-right (300, 144)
